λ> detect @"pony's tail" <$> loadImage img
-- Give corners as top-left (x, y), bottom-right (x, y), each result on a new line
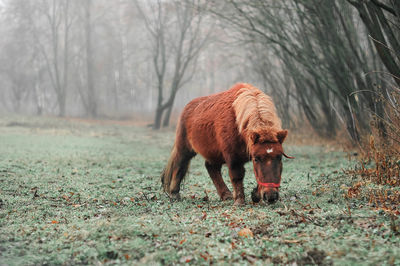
top-left (161, 145), bottom-right (179, 193)
top-left (161, 113), bottom-right (194, 195)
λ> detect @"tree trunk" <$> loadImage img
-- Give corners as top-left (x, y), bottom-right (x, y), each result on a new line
top-left (162, 104), bottom-right (173, 127)
top-left (58, 92), bottom-right (66, 117)
top-left (153, 107), bottom-right (164, 130)
top-left (61, 0), bottom-right (70, 117)
top-left (84, 0), bottom-right (97, 118)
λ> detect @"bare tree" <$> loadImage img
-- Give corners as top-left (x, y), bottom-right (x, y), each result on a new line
top-left (348, 0), bottom-right (400, 87)
top-left (0, 0), bottom-right (56, 115)
top-left (82, 0), bottom-right (97, 118)
top-left (135, 0), bottom-right (210, 129)
top-left (0, 22), bottom-right (32, 112)
top-left (211, 0), bottom-right (389, 141)
top-left (30, 0), bottom-right (73, 117)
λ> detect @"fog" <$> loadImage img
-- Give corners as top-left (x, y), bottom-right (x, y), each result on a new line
top-left (0, 0), bottom-right (259, 127)
top-left (0, 0), bottom-right (398, 139)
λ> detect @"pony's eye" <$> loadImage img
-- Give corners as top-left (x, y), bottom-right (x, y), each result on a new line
top-left (254, 156), bottom-right (261, 162)
top-left (276, 155), bottom-right (282, 160)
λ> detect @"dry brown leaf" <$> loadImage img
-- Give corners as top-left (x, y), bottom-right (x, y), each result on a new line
top-left (238, 228), bottom-right (254, 238)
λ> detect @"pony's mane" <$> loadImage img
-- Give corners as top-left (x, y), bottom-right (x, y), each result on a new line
top-left (232, 84), bottom-right (282, 143)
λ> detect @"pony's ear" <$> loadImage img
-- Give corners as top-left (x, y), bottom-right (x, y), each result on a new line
top-left (277, 130), bottom-right (288, 144)
top-left (250, 132), bottom-right (260, 144)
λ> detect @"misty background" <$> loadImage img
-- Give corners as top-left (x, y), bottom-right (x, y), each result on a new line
top-left (0, 0), bottom-right (399, 141)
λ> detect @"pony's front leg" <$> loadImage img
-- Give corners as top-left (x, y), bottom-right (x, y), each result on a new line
top-left (205, 161), bottom-right (233, 201)
top-left (228, 163), bottom-right (245, 205)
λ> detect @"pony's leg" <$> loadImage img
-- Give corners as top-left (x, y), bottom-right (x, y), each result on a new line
top-left (205, 161), bottom-right (233, 201)
top-left (227, 163), bottom-right (245, 205)
top-left (168, 151), bottom-right (196, 199)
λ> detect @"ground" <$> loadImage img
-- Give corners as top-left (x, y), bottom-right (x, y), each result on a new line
top-left (0, 116), bottom-right (399, 265)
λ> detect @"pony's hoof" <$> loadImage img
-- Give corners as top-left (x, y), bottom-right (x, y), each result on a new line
top-left (233, 199), bottom-right (245, 206)
top-left (251, 187), bottom-right (261, 203)
top-left (170, 193), bottom-right (181, 200)
top-left (221, 192), bottom-right (233, 201)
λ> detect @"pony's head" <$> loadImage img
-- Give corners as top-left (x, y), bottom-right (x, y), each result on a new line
top-left (232, 84), bottom-right (293, 203)
top-left (248, 129), bottom-right (293, 204)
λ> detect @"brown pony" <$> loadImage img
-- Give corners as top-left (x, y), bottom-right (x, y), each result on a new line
top-left (161, 83), bottom-right (293, 205)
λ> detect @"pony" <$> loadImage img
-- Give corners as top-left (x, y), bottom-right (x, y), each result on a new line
top-left (161, 83), bottom-right (293, 205)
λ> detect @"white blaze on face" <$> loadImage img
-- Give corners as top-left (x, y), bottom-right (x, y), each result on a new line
top-left (266, 148), bottom-right (273, 154)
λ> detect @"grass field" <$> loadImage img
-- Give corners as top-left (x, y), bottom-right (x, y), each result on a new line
top-left (0, 116), bottom-right (399, 265)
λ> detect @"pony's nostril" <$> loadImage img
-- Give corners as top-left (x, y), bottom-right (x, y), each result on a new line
top-left (268, 196), bottom-right (277, 203)
top-left (264, 192), bottom-right (279, 203)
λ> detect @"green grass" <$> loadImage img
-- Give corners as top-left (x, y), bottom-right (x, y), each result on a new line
top-left (0, 116), bottom-right (399, 265)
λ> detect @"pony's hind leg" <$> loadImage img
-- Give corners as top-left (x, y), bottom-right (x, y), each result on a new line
top-left (205, 161), bottom-right (233, 201)
top-left (168, 150), bottom-right (196, 198)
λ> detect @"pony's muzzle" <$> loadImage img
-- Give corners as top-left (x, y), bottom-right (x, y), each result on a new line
top-left (251, 187), bottom-right (279, 204)
top-left (263, 190), bottom-right (279, 203)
